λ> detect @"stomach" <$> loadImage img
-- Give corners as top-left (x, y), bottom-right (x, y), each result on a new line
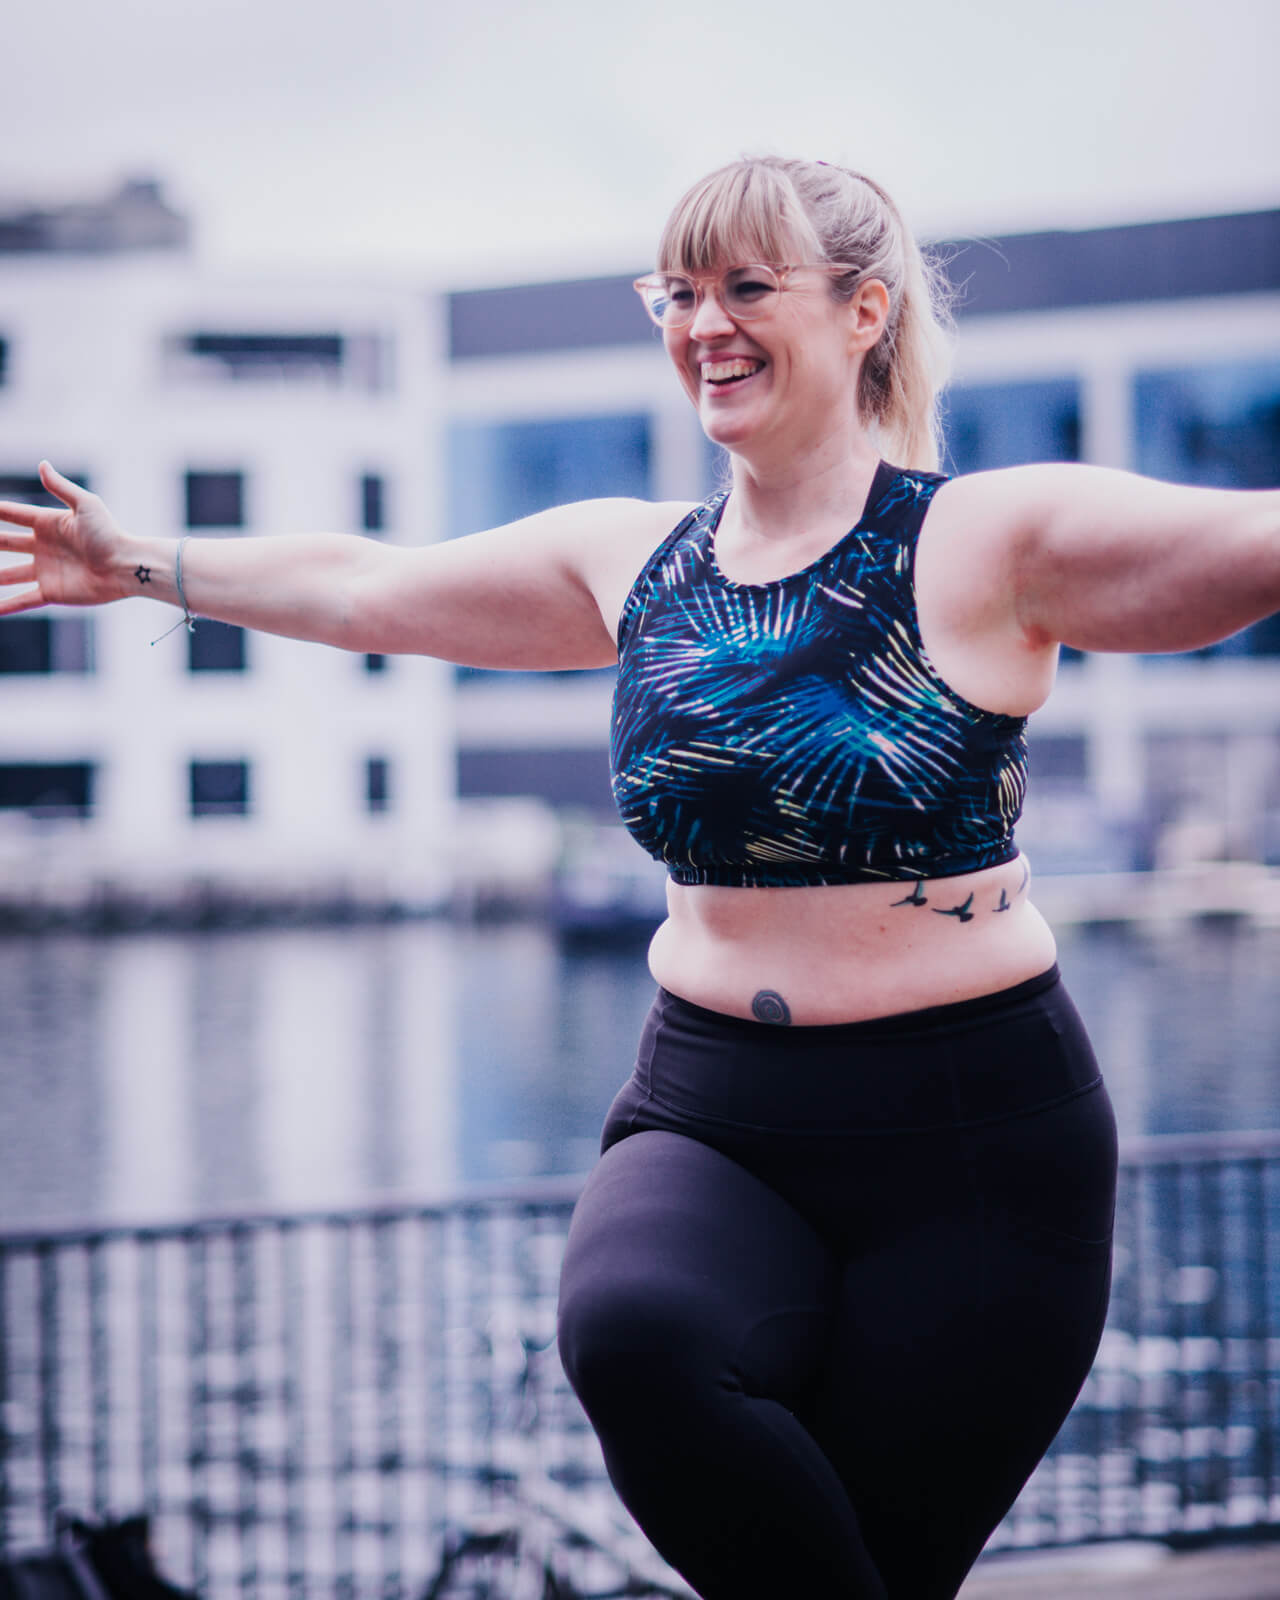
top-left (646, 853), bottom-right (1057, 1025)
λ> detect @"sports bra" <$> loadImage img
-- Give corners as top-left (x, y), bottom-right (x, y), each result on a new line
top-left (609, 461), bottom-right (1028, 888)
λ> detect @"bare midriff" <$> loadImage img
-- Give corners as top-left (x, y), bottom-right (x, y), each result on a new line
top-left (646, 853), bottom-right (1057, 1025)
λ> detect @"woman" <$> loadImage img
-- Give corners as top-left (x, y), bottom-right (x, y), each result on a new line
top-left (1, 157), bottom-right (1277, 1599)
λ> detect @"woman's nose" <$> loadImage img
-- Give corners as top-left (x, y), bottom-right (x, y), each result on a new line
top-left (688, 287), bottom-right (736, 339)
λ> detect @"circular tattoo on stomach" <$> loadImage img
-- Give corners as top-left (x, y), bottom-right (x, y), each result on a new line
top-left (751, 989), bottom-right (792, 1025)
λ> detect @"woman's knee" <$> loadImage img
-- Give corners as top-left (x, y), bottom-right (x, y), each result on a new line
top-left (557, 1243), bottom-right (711, 1415)
top-left (558, 1132), bottom-right (832, 1419)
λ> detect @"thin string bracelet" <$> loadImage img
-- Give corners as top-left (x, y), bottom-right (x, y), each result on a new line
top-left (150, 536), bottom-right (199, 645)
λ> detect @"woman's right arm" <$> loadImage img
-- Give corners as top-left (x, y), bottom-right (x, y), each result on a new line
top-left (0, 462), bottom-right (683, 670)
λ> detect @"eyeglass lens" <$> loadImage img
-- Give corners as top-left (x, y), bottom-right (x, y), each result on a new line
top-left (645, 266), bottom-right (782, 326)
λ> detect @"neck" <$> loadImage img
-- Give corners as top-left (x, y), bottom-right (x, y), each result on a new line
top-left (724, 430), bottom-right (884, 543)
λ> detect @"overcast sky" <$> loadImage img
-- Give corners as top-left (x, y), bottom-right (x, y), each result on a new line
top-left (4, 0), bottom-right (1277, 287)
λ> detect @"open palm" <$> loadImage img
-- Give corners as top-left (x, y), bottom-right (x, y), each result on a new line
top-left (0, 462), bottom-right (131, 614)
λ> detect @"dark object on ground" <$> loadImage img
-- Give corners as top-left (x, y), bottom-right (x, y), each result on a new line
top-left (0, 1516), bottom-right (197, 1600)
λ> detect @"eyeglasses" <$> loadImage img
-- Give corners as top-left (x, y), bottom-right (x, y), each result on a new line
top-left (632, 263), bottom-right (859, 328)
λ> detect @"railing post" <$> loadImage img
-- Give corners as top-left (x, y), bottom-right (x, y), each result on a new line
top-left (87, 1238), bottom-right (110, 1520)
top-left (231, 1222), bottom-right (258, 1600)
top-left (186, 1227), bottom-right (210, 1595)
top-left (280, 1219), bottom-right (307, 1600)
top-left (0, 1246), bottom-right (9, 1550)
top-left (36, 1243), bottom-right (60, 1541)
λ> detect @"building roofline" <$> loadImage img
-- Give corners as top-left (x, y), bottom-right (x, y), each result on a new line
top-left (448, 208), bottom-right (1280, 361)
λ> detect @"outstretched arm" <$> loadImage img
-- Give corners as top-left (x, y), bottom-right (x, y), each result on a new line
top-left (1010, 465), bottom-right (1280, 652)
top-left (0, 462), bottom-right (678, 670)
top-left (928, 463), bottom-right (1280, 658)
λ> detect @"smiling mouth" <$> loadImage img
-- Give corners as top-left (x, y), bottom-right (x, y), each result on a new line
top-left (701, 358), bottom-right (765, 386)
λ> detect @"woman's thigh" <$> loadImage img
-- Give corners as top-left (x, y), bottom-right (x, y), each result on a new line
top-left (558, 1130), bottom-right (896, 1599)
top-left (802, 1084), bottom-right (1117, 1598)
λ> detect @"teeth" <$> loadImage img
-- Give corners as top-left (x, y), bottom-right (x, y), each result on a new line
top-left (702, 358), bottom-right (763, 383)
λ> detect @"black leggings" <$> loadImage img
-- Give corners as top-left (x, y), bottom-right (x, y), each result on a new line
top-left (557, 967), bottom-right (1117, 1600)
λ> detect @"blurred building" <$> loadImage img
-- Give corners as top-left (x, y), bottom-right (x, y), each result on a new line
top-left (0, 181), bottom-right (451, 920)
top-left (0, 177), bottom-right (190, 255)
top-left (1, 184), bottom-right (1278, 919)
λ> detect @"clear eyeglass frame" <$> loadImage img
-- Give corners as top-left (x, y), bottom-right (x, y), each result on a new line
top-left (632, 262), bottom-right (860, 328)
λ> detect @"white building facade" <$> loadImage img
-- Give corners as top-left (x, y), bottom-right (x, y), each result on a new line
top-left (0, 248), bottom-right (453, 919)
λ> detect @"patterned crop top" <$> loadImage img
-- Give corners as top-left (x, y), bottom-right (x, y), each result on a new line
top-left (609, 461), bottom-right (1028, 888)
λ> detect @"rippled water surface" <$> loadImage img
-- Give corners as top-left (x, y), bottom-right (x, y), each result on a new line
top-left (2, 918), bottom-right (1278, 1230)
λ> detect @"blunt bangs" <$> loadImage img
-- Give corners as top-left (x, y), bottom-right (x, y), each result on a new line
top-left (656, 162), bottom-right (822, 274)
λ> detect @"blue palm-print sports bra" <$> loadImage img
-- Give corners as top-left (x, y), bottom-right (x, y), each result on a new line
top-left (610, 461), bottom-right (1028, 888)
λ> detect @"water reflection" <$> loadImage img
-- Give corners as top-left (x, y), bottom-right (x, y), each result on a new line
top-left (1055, 920), bottom-right (1280, 1139)
top-left (1, 918), bottom-right (1278, 1230)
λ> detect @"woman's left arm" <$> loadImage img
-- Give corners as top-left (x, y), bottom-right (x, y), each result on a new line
top-left (955, 463), bottom-right (1280, 654)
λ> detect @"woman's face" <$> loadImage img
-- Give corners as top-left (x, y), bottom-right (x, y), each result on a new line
top-left (662, 260), bottom-right (887, 463)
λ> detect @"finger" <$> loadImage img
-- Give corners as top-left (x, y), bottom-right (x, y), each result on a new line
top-left (0, 586), bottom-right (46, 617)
top-left (0, 558), bottom-right (37, 586)
top-left (38, 460), bottom-right (87, 507)
top-left (0, 501), bottom-right (41, 530)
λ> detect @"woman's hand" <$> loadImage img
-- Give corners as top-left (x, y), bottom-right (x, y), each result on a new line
top-left (0, 462), bottom-right (136, 614)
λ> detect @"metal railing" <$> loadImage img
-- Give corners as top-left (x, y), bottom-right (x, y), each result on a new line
top-left (1, 1138), bottom-right (1277, 1597)
top-left (992, 1130), bottom-right (1280, 1553)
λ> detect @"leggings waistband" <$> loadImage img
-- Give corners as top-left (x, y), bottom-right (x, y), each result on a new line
top-left (656, 964), bottom-right (1061, 1042)
top-left (634, 965), bottom-right (1101, 1135)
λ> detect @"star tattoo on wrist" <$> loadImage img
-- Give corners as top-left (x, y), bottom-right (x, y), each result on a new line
top-left (134, 565), bottom-right (152, 585)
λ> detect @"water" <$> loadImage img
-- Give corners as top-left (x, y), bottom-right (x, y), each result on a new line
top-left (2, 917), bottom-right (1279, 1232)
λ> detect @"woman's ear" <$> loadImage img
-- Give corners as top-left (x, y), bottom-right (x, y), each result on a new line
top-left (848, 278), bottom-right (890, 353)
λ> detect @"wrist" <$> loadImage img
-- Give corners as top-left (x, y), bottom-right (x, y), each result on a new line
top-left (114, 533), bottom-right (181, 607)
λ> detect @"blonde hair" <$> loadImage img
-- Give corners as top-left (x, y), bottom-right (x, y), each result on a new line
top-left (657, 157), bottom-right (954, 473)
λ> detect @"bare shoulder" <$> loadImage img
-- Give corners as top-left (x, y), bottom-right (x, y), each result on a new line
top-left (926, 461), bottom-right (1074, 533)
top-left (926, 460), bottom-right (1168, 538)
top-left (551, 494), bottom-right (696, 552)
top-left (566, 496), bottom-right (701, 640)
top-left (920, 462), bottom-right (1097, 601)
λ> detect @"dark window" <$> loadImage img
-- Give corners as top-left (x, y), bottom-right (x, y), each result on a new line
top-left (0, 617), bottom-right (50, 672)
top-left (458, 747), bottom-right (614, 813)
top-left (185, 470), bottom-right (244, 529)
top-left (1028, 735), bottom-right (1088, 782)
top-left (185, 332), bottom-right (344, 379)
top-left (1136, 359), bottom-right (1280, 489)
top-left (190, 760), bottom-right (249, 817)
top-left (448, 414), bottom-right (651, 538)
top-left (0, 762), bottom-right (93, 817)
top-left (187, 621), bottom-right (246, 673)
top-left (942, 378), bottom-right (1082, 476)
top-left (1136, 359), bottom-right (1280, 658)
top-left (0, 472), bottom-right (90, 506)
top-left (365, 757), bottom-right (390, 813)
top-left (448, 414), bottom-right (650, 685)
top-left (364, 653), bottom-right (388, 674)
top-left (174, 331), bottom-right (391, 391)
top-left (0, 616), bottom-right (94, 674)
top-left (0, 337), bottom-right (8, 386)
top-left (360, 473), bottom-right (386, 533)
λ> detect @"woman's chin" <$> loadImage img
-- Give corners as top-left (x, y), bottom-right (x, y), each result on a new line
top-left (699, 408), bottom-right (758, 453)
